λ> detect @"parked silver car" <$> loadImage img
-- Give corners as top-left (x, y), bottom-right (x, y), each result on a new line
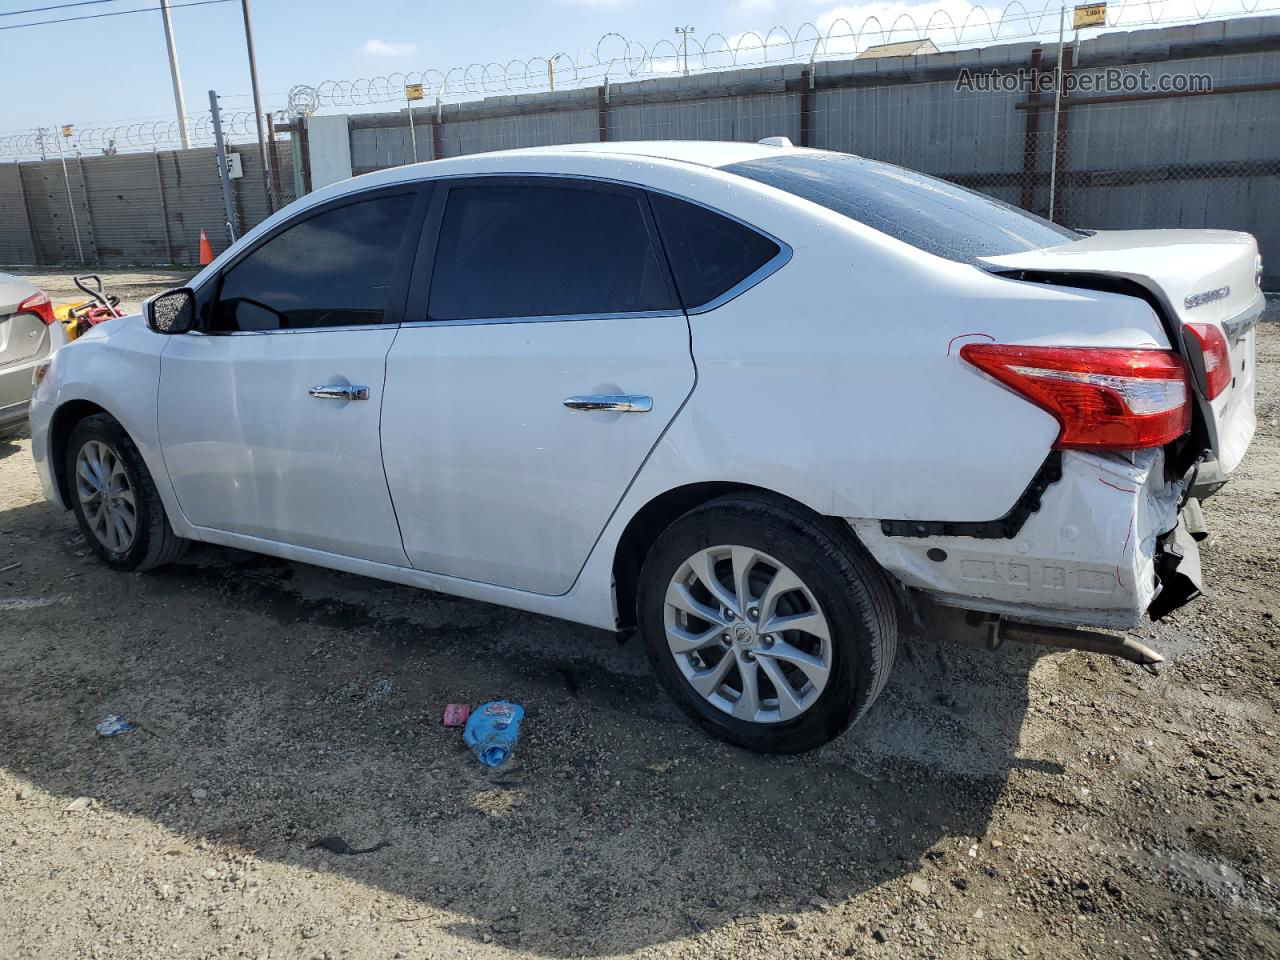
top-left (0, 273), bottom-right (65, 439)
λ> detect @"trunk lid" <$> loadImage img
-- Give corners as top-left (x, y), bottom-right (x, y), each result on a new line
top-left (979, 229), bottom-right (1262, 474)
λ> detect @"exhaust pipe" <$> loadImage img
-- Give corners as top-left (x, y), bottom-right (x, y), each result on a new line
top-left (913, 599), bottom-right (1165, 675)
top-left (993, 620), bottom-right (1164, 675)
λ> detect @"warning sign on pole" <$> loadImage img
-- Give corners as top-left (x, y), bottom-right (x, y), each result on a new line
top-left (1073, 3), bottom-right (1106, 28)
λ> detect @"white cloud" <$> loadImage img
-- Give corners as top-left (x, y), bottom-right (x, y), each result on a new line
top-left (361, 39), bottom-right (418, 57)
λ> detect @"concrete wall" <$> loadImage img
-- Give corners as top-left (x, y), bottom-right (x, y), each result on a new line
top-left (0, 141), bottom-right (294, 267)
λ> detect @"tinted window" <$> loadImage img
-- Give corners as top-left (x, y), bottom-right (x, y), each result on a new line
top-left (723, 153), bottom-right (1079, 264)
top-left (650, 193), bottom-right (781, 309)
top-left (428, 184), bottom-right (675, 320)
top-left (211, 193), bottom-right (414, 332)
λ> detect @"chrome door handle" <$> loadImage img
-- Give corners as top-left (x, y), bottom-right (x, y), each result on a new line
top-left (309, 384), bottom-right (370, 401)
top-left (563, 394), bottom-right (652, 413)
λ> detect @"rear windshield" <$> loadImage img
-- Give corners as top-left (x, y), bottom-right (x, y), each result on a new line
top-left (723, 152), bottom-right (1079, 264)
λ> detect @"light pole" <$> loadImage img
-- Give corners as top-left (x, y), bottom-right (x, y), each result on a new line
top-left (239, 0), bottom-right (274, 212)
top-left (158, 0), bottom-right (191, 149)
top-left (674, 25), bottom-right (695, 76)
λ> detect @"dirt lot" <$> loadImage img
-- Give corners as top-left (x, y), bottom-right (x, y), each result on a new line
top-left (1, 271), bottom-right (1277, 960)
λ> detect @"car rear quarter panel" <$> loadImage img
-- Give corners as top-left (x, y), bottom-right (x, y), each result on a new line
top-left (607, 168), bottom-right (1174, 526)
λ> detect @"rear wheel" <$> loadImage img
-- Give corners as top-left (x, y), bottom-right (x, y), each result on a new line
top-left (66, 413), bottom-right (188, 572)
top-left (637, 493), bottom-right (898, 753)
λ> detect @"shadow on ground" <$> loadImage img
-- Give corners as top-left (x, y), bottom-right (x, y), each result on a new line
top-left (0, 426), bottom-right (28, 460)
top-left (0, 495), bottom-right (1060, 957)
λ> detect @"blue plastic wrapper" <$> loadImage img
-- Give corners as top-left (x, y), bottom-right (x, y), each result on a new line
top-left (463, 701), bottom-right (524, 767)
top-left (95, 715), bottom-right (135, 737)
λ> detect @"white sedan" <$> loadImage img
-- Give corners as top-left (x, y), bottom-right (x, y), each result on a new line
top-left (29, 141), bottom-right (1260, 752)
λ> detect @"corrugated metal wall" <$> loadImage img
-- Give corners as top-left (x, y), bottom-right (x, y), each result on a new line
top-left (0, 141), bottom-right (293, 267)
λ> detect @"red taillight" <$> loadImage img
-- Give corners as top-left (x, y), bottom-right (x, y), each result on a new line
top-left (960, 343), bottom-right (1191, 450)
top-left (1183, 322), bottom-right (1231, 400)
top-left (17, 290), bottom-right (56, 326)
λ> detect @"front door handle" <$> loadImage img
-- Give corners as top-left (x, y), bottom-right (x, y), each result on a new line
top-left (563, 394), bottom-right (652, 413)
top-left (309, 384), bottom-right (370, 401)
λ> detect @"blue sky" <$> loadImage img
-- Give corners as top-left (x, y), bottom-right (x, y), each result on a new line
top-left (0, 0), bottom-right (1251, 135)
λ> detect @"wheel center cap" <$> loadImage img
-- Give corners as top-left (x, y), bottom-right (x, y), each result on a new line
top-left (732, 623), bottom-right (756, 646)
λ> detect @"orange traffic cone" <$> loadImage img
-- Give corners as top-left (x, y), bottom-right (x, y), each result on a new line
top-left (198, 229), bottom-right (214, 266)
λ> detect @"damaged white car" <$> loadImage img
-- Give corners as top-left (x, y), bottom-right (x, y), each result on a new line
top-left (28, 141), bottom-right (1261, 752)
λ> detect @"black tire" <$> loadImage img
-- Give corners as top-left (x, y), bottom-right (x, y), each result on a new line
top-left (66, 413), bottom-right (189, 572)
top-left (637, 493), bottom-right (897, 753)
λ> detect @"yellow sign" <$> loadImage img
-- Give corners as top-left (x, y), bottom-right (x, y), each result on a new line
top-left (60, 124), bottom-right (74, 138)
top-left (405, 83), bottom-right (425, 101)
top-left (1073, 2), bottom-right (1106, 27)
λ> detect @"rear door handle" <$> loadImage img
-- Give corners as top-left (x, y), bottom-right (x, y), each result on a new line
top-left (563, 394), bottom-right (652, 413)
top-left (309, 384), bottom-right (370, 401)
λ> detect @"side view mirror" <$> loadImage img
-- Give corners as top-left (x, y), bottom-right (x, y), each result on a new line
top-left (144, 287), bottom-right (196, 335)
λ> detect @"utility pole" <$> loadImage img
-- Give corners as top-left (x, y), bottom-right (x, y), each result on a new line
top-left (675, 25), bottom-right (695, 76)
top-left (158, 0), bottom-right (192, 149)
top-left (209, 90), bottom-right (239, 243)
top-left (240, 0), bottom-right (274, 212)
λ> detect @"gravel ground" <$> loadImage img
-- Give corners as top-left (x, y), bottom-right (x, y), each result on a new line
top-left (0, 273), bottom-right (1276, 960)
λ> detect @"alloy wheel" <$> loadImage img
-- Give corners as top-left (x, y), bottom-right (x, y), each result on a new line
top-left (75, 439), bottom-right (137, 553)
top-left (663, 545), bottom-right (832, 723)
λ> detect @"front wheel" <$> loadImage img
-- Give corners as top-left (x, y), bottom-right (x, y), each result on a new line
top-left (637, 493), bottom-right (898, 753)
top-left (66, 413), bottom-right (189, 572)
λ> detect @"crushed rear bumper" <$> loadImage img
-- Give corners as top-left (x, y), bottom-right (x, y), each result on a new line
top-left (850, 449), bottom-right (1204, 631)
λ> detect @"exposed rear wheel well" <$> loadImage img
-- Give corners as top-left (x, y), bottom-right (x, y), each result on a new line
top-left (612, 483), bottom-right (844, 631)
top-left (48, 400), bottom-right (109, 507)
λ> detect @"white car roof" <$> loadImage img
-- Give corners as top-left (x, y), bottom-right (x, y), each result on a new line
top-left (492, 140), bottom-right (792, 168)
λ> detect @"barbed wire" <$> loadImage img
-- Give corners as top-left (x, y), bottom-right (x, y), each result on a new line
top-left (0, 110), bottom-right (289, 161)
top-left (292, 0), bottom-right (1276, 109)
top-left (1, 0), bottom-right (1275, 158)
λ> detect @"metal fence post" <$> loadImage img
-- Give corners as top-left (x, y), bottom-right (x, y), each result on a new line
top-left (75, 153), bottom-right (98, 264)
top-left (1048, 5), bottom-right (1066, 223)
top-left (799, 68), bottom-right (814, 147)
top-left (266, 113), bottom-right (284, 203)
top-left (153, 149), bottom-right (174, 262)
top-left (1020, 48), bottom-right (1045, 213)
top-left (14, 161), bottom-right (40, 266)
top-left (209, 89), bottom-right (239, 242)
top-left (432, 98), bottom-right (444, 161)
top-left (52, 128), bottom-right (85, 263)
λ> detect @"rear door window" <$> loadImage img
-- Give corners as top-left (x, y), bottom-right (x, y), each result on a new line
top-left (427, 182), bottom-right (676, 320)
top-left (211, 192), bottom-right (415, 332)
top-left (649, 193), bottom-right (782, 310)
top-left (723, 152), bottom-right (1079, 264)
